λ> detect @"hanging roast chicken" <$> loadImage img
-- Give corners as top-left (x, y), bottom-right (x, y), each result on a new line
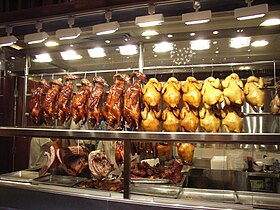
top-left (162, 107), bottom-right (180, 132)
top-left (162, 77), bottom-right (181, 109)
top-left (141, 107), bottom-right (162, 131)
top-left (42, 79), bottom-right (63, 125)
top-left (199, 106), bottom-right (221, 132)
top-left (182, 76), bottom-right (202, 109)
top-left (29, 79), bottom-right (50, 125)
top-left (177, 143), bottom-right (195, 164)
top-left (142, 78), bottom-right (162, 111)
top-left (180, 106), bottom-right (199, 132)
top-left (221, 105), bottom-right (243, 133)
top-left (56, 74), bottom-right (79, 124)
top-left (87, 76), bottom-right (108, 128)
top-left (270, 82), bottom-right (280, 114)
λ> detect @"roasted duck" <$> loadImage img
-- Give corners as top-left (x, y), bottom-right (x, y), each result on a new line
top-left (182, 76), bottom-right (202, 109)
top-left (180, 106), bottom-right (199, 132)
top-left (87, 76), bottom-right (108, 128)
top-left (42, 79), bottom-right (63, 125)
top-left (177, 143), bottom-right (195, 164)
top-left (56, 74), bottom-right (79, 124)
top-left (142, 78), bottom-right (162, 110)
top-left (29, 79), bottom-right (50, 125)
top-left (162, 77), bottom-right (181, 108)
top-left (71, 78), bottom-right (92, 124)
top-left (221, 105), bottom-right (243, 133)
top-left (115, 141), bottom-right (124, 166)
top-left (270, 83), bottom-right (280, 114)
top-left (199, 106), bottom-right (221, 132)
top-left (141, 107), bottom-right (162, 131)
top-left (162, 107), bottom-right (180, 132)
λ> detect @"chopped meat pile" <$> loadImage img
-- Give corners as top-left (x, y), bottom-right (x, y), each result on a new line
top-left (76, 179), bottom-right (123, 192)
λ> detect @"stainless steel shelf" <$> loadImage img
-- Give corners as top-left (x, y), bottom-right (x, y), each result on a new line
top-left (0, 127), bottom-right (279, 144)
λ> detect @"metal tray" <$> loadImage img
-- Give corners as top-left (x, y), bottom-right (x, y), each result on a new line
top-left (32, 175), bottom-right (87, 187)
top-left (131, 178), bottom-right (169, 184)
top-left (0, 170), bottom-right (41, 183)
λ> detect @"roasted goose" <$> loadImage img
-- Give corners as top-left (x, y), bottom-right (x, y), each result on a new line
top-left (115, 141), bottom-right (124, 166)
top-left (182, 76), bottom-right (202, 109)
top-left (56, 74), bottom-right (79, 124)
top-left (162, 107), bottom-right (180, 132)
top-left (102, 73), bottom-right (130, 130)
top-left (87, 76), bottom-right (108, 128)
top-left (162, 77), bottom-right (181, 108)
top-left (177, 143), bottom-right (195, 164)
top-left (141, 107), bottom-right (162, 131)
top-left (180, 106), bottom-right (199, 132)
top-left (142, 78), bottom-right (162, 110)
top-left (42, 79), bottom-right (63, 125)
top-left (270, 83), bottom-right (280, 114)
top-left (123, 72), bottom-right (147, 130)
top-left (221, 105), bottom-right (243, 133)
top-left (199, 106), bottom-right (221, 132)
top-left (201, 76), bottom-right (224, 109)
top-left (222, 73), bottom-right (245, 106)
top-left (71, 78), bottom-right (92, 124)
top-left (29, 79), bottom-right (50, 125)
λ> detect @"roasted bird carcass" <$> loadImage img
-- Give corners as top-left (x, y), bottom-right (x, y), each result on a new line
top-left (222, 73), bottom-right (245, 106)
top-left (102, 73), bottom-right (130, 130)
top-left (201, 77), bottom-right (224, 109)
top-left (162, 107), bottom-right (180, 132)
top-left (29, 79), bottom-right (50, 125)
top-left (221, 105), bottom-right (243, 133)
top-left (161, 160), bottom-right (183, 184)
top-left (180, 106), bottom-right (199, 132)
top-left (115, 141), bottom-right (124, 166)
top-left (87, 76), bottom-right (108, 128)
top-left (123, 72), bottom-right (147, 130)
top-left (199, 106), bottom-right (221, 132)
top-left (270, 83), bottom-right (280, 114)
top-left (142, 78), bottom-right (162, 110)
top-left (42, 79), bottom-right (63, 125)
top-left (141, 107), bottom-right (162, 131)
top-left (156, 143), bottom-right (171, 161)
top-left (182, 76), bottom-right (202, 109)
top-left (244, 76), bottom-right (266, 112)
top-left (56, 74), bottom-right (79, 124)
top-left (162, 77), bottom-right (181, 108)
top-left (177, 143), bottom-right (195, 164)
top-left (71, 78), bottom-right (92, 124)
top-left (88, 150), bottom-right (114, 180)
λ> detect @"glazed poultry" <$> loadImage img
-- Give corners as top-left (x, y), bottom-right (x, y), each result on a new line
top-left (270, 83), bottom-right (280, 114)
top-left (156, 143), bottom-right (171, 161)
top-left (123, 72), bottom-right (147, 130)
top-left (115, 141), bottom-right (124, 166)
top-left (244, 76), bottom-right (266, 112)
top-left (87, 76), bottom-right (108, 128)
top-left (56, 74), bottom-right (79, 124)
top-left (180, 106), bottom-right (199, 132)
top-left (162, 77), bottom-right (181, 108)
top-left (42, 79), bottom-right (63, 125)
top-left (29, 79), bottom-right (50, 125)
top-left (177, 143), bottom-right (195, 164)
top-left (71, 78), bottom-right (92, 124)
top-left (142, 78), bottom-right (162, 110)
top-left (141, 107), bottom-right (162, 131)
top-left (162, 107), bottom-right (180, 132)
top-left (102, 74), bottom-right (130, 130)
top-left (201, 77), bottom-right (224, 109)
top-left (182, 76), bottom-right (202, 109)
top-left (199, 106), bottom-right (221, 132)
top-left (221, 106), bottom-right (243, 133)
top-left (222, 73), bottom-right (245, 106)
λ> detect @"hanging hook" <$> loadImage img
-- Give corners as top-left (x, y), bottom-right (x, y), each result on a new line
top-left (51, 74), bottom-right (54, 79)
top-left (250, 68), bottom-right (254, 76)
top-left (191, 65), bottom-right (194, 77)
top-left (231, 66), bottom-right (234, 73)
top-left (84, 72), bottom-right (87, 79)
top-left (211, 64), bottom-right (214, 77)
top-left (40, 74), bottom-right (43, 79)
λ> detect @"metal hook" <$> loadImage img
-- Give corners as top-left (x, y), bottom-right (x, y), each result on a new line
top-left (84, 73), bottom-right (87, 79)
top-left (40, 74), bottom-right (43, 79)
top-left (191, 65), bottom-right (194, 77)
top-left (211, 64), bottom-right (214, 77)
top-left (231, 66), bottom-right (234, 73)
top-left (250, 68), bottom-right (254, 76)
top-left (51, 74), bottom-right (54, 79)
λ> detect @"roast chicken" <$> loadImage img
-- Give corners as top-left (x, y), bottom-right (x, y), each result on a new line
top-left (221, 105), bottom-right (243, 133)
top-left (201, 77), bottom-right (224, 109)
top-left (71, 78), bottom-right (92, 124)
top-left (141, 107), bottom-right (162, 131)
top-left (42, 79), bottom-right (63, 125)
top-left (142, 78), bottom-right (162, 110)
top-left (180, 106), bottom-right (199, 132)
top-left (199, 106), bottom-right (221, 132)
top-left (244, 76), bottom-right (266, 112)
top-left (270, 83), bottom-right (280, 114)
top-left (123, 72), bottom-right (147, 130)
top-left (29, 79), bottom-right (50, 125)
top-left (162, 77), bottom-right (181, 108)
top-left (182, 76), bottom-right (202, 109)
top-left (222, 73), bottom-right (245, 106)
top-left (162, 107), bottom-right (180, 132)
top-left (102, 73), bottom-right (130, 130)
top-left (177, 143), bottom-right (195, 164)
top-left (87, 76), bottom-right (108, 128)
top-left (56, 74), bottom-right (79, 124)
top-left (156, 143), bottom-right (171, 161)
top-left (115, 141), bottom-right (124, 166)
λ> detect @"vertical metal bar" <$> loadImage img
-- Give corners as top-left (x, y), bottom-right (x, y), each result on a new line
top-left (273, 61), bottom-right (276, 86)
top-left (138, 42), bottom-right (144, 73)
top-left (22, 55), bottom-right (30, 127)
top-left (123, 139), bottom-right (131, 199)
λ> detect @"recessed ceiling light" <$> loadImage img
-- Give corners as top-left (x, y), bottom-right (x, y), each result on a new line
top-left (119, 45), bottom-right (138, 55)
top-left (215, 51), bottom-right (219, 54)
top-left (248, 49), bottom-right (251, 52)
top-left (45, 41), bottom-right (59, 47)
top-left (251, 40), bottom-right (269, 47)
top-left (213, 31), bottom-right (219, 35)
top-left (168, 34), bottom-right (173, 38)
top-left (190, 32), bottom-right (196, 36)
top-left (260, 18), bottom-right (280, 26)
top-left (88, 47), bottom-right (106, 58)
top-left (34, 53), bottom-right (52, 62)
top-left (190, 40), bottom-right (210, 51)
top-left (11, 56), bottom-right (15, 60)
top-left (141, 30), bottom-right (159, 37)
top-left (145, 36), bottom-right (151, 40)
top-left (60, 50), bottom-right (82, 60)
top-left (213, 41), bottom-right (218, 44)
top-left (237, 29), bottom-right (244, 33)
top-left (70, 44), bottom-right (74, 47)
top-left (153, 42), bottom-right (173, 53)
top-left (105, 40), bottom-right (111, 44)
top-left (229, 37), bottom-right (251, 48)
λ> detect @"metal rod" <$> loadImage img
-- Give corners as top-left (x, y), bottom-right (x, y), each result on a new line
top-left (273, 61), bottom-right (277, 85)
top-left (123, 140), bottom-right (131, 199)
top-left (138, 42), bottom-right (144, 73)
top-left (22, 55), bottom-right (30, 127)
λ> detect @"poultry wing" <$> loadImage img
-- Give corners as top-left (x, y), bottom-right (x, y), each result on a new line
top-left (182, 76), bottom-right (202, 109)
top-left (162, 77), bottom-right (181, 108)
top-left (142, 78), bottom-right (162, 110)
top-left (162, 107), bottom-right (180, 132)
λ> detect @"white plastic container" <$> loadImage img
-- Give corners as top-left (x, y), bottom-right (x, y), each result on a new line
top-left (211, 156), bottom-right (228, 170)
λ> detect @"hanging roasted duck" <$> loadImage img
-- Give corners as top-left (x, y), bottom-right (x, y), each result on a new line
top-left (56, 74), bottom-right (79, 124)
top-left (182, 76), bottom-right (202, 109)
top-left (162, 107), bottom-right (180, 132)
top-left (270, 82), bottom-right (280, 114)
top-left (123, 71), bottom-right (147, 130)
top-left (87, 76), bottom-right (108, 128)
top-left (71, 78), bottom-right (92, 124)
top-left (42, 79), bottom-right (63, 125)
top-left (102, 73), bottom-right (130, 130)
top-left (29, 79), bottom-right (50, 125)
top-left (142, 78), bottom-right (162, 111)
top-left (162, 77), bottom-right (181, 109)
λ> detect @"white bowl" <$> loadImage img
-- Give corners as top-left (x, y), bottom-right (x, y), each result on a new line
top-left (253, 161), bottom-right (264, 172)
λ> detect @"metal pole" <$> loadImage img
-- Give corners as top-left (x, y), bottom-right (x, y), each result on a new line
top-left (22, 55), bottom-right (30, 127)
top-left (139, 42), bottom-right (144, 73)
top-left (123, 139), bottom-right (131, 199)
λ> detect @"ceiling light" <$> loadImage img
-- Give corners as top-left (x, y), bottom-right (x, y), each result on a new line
top-left (230, 37), bottom-right (251, 48)
top-left (237, 29), bottom-right (244, 33)
top-left (234, 3), bottom-right (268, 21)
top-left (213, 41), bottom-right (218, 44)
top-left (260, 18), bottom-right (280, 26)
top-left (60, 50), bottom-right (82, 60)
top-left (0, 26), bottom-right (18, 47)
top-left (24, 22), bottom-right (49, 44)
top-left (141, 30), bottom-right (159, 37)
top-left (190, 33), bottom-right (196, 36)
top-left (88, 47), bottom-right (106, 58)
top-left (213, 31), bottom-right (219, 35)
top-left (56, 16), bottom-right (81, 40)
top-left (239, 66), bottom-right (251, 70)
top-left (190, 40), bottom-right (210, 51)
top-left (45, 41), bottom-right (59, 47)
top-left (119, 45), bottom-right (138, 55)
top-left (251, 40), bottom-right (268, 47)
top-left (153, 42), bottom-right (173, 53)
top-left (168, 34), bottom-right (173, 38)
top-left (105, 40), bottom-right (111, 43)
top-left (135, 4), bottom-right (164, 27)
top-left (34, 53), bottom-right (52, 62)
top-left (215, 51), bottom-right (219, 54)
top-left (145, 36), bottom-right (151, 40)
top-left (182, 1), bottom-right (211, 25)
top-left (93, 11), bottom-right (120, 35)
